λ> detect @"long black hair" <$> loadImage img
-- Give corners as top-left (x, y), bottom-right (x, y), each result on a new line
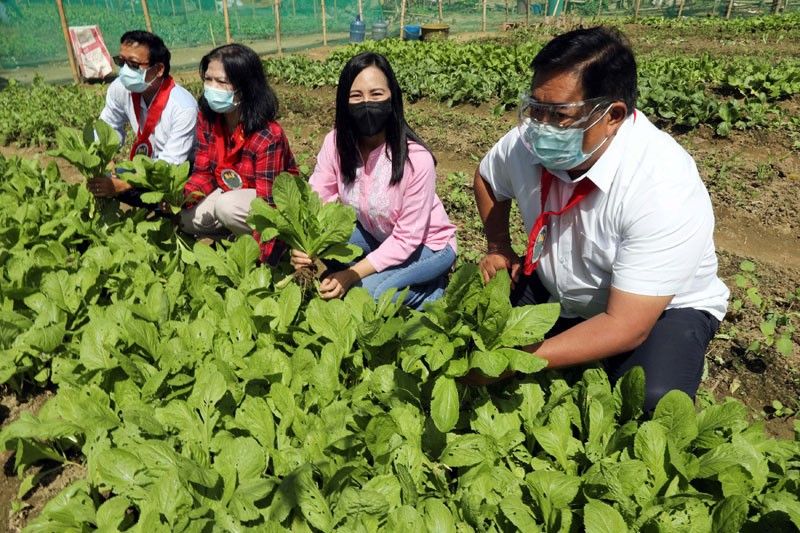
top-left (335, 52), bottom-right (433, 186)
top-left (198, 43), bottom-right (279, 136)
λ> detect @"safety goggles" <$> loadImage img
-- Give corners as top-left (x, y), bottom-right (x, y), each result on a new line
top-left (519, 95), bottom-right (612, 129)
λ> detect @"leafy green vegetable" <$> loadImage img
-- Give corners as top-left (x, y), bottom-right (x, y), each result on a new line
top-left (47, 119), bottom-right (119, 180)
top-left (116, 155), bottom-right (191, 213)
top-left (248, 172), bottom-right (362, 285)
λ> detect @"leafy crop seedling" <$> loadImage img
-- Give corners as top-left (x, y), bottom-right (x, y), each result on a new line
top-left (248, 173), bottom-right (362, 290)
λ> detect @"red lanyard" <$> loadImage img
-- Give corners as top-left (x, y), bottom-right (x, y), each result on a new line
top-left (129, 76), bottom-right (175, 160)
top-left (523, 169), bottom-right (596, 276)
top-left (213, 118), bottom-right (247, 190)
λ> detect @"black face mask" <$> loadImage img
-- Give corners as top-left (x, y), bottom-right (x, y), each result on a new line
top-left (348, 100), bottom-right (393, 138)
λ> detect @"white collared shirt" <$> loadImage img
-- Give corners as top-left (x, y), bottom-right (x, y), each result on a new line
top-left (99, 77), bottom-right (198, 164)
top-left (479, 111), bottom-right (729, 320)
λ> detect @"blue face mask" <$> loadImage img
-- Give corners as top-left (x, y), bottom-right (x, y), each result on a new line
top-left (520, 105), bottom-right (611, 171)
top-left (118, 64), bottom-right (154, 94)
top-left (204, 86), bottom-right (238, 113)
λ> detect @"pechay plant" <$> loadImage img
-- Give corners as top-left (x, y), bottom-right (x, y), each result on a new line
top-left (47, 119), bottom-right (119, 180)
top-left (116, 155), bottom-right (191, 214)
top-left (248, 172), bottom-right (362, 287)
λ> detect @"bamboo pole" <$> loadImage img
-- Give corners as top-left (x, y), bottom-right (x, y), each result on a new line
top-left (399, 0), bottom-right (406, 37)
top-left (504, 0), bottom-right (508, 20)
top-left (274, 0), bottom-right (282, 54)
top-left (141, 0), bottom-right (153, 31)
top-left (482, 0), bottom-right (486, 30)
top-left (596, 0), bottom-right (602, 15)
top-left (55, 0), bottom-right (81, 83)
top-left (725, 0), bottom-right (733, 17)
top-left (170, 0), bottom-right (176, 15)
top-left (437, 0), bottom-right (443, 21)
top-left (292, 0), bottom-right (295, 15)
top-left (634, 0), bottom-right (641, 19)
top-left (563, 0), bottom-right (568, 15)
top-left (222, 0), bottom-right (232, 42)
top-left (677, 0), bottom-right (685, 16)
top-left (358, 0), bottom-right (362, 18)
top-left (321, 0), bottom-right (327, 45)
top-left (233, 0), bottom-right (241, 32)
top-left (209, 21), bottom-right (217, 45)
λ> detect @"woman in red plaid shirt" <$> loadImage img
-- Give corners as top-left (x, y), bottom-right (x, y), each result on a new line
top-left (180, 43), bottom-right (298, 262)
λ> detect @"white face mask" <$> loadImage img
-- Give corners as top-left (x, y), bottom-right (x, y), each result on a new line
top-left (118, 63), bottom-right (154, 93)
top-left (204, 85), bottom-right (238, 113)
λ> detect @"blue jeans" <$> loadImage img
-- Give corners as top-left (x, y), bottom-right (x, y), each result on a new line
top-left (337, 223), bottom-right (456, 310)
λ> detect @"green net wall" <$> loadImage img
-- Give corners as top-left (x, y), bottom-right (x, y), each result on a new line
top-left (0, 0), bottom-right (797, 72)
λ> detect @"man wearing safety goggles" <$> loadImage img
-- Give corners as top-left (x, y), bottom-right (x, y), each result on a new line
top-left (473, 26), bottom-right (729, 413)
top-left (90, 30), bottom-right (197, 205)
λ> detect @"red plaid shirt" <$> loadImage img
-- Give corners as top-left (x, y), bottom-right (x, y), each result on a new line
top-left (185, 113), bottom-right (298, 262)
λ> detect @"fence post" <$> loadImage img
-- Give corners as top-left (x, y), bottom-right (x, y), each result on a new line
top-left (438, 0), bottom-right (443, 21)
top-left (222, 0), bottom-right (232, 42)
top-left (725, 0), bottom-right (733, 18)
top-left (482, 0), bottom-right (487, 30)
top-left (274, 0), bottom-right (282, 54)
top-left (141, 0), bottom-right (153, 31)
top-left (678, 0), bottom-right (685, 16)
top-left (55, 0), bottom-right (81, 83)
top-left (358, 0), bottom-right (363, 18)
top-left (634, 0), bottom-right (641, 19)
top-left (400, 0), bottom-right (406, 37)
top-left (321, 0), bottom-right (327, 45)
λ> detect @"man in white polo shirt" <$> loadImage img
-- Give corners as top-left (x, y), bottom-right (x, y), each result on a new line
top-left (474, 26), bottom-right (729, 412)
top-left (88, 30), bottom-right (197, 207)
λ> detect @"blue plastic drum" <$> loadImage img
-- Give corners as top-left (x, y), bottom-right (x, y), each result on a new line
top-left (403, 24), bottom-right (421, 40)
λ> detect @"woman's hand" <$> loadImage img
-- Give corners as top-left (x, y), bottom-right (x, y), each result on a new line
top-left (318, 269), bottom-right (359, 300)
top-left (86, 176), bottom-right (132, 198)
top-left (290, 249), bottom-right (313, 271)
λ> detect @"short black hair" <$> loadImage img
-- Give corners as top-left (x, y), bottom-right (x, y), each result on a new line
top-left (335, 52), bottom-right (433, 186)
top-left (120, 30), bottom-right (171, 76)
top-left (198, 43), bottom-right (278, 137)
top-left (531, 26), bottom-right (636, 115)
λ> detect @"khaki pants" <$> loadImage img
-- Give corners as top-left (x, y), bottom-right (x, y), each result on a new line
top-left (180, 188), bottom-right (257, 237)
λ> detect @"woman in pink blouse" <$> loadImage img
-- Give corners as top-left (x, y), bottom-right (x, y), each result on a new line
top-left (291, 52), bottom-right (457, 309)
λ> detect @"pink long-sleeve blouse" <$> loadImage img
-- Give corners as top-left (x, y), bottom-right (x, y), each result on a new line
top-left (309, 130), bottom-right (457, 272)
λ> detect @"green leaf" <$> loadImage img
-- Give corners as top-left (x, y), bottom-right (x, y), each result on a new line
top-left (440, 434), bottom-right (491, 467)
top-left (477, 269), bottom-right (513, 347)
top-left (95, 448), bottom-right (148, 494)
top-left (633, 421), bottom-right (668, 492)
top-left (711, 495), bottom-right (748, 533)
top-left (430, 375), bottom-right (459, 433)
top-left (423, 499), bottom-right (457, 533)
top-left (500, 495), bottom-right (542, 532)
top-left (95, 495), bottom-right (132, 531)
top-left (584, 499), bottom-right (628, 533)
top-left (653, 390), bottom-right (698, 449)
top-left (469, 350), bottom-right (508, 377)
top-left (500, 302), bottom-right (560, 347)
top-left (614, 367), bottom-right (644, 422)
top-left (503, 347), bottom-right (548, 374)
